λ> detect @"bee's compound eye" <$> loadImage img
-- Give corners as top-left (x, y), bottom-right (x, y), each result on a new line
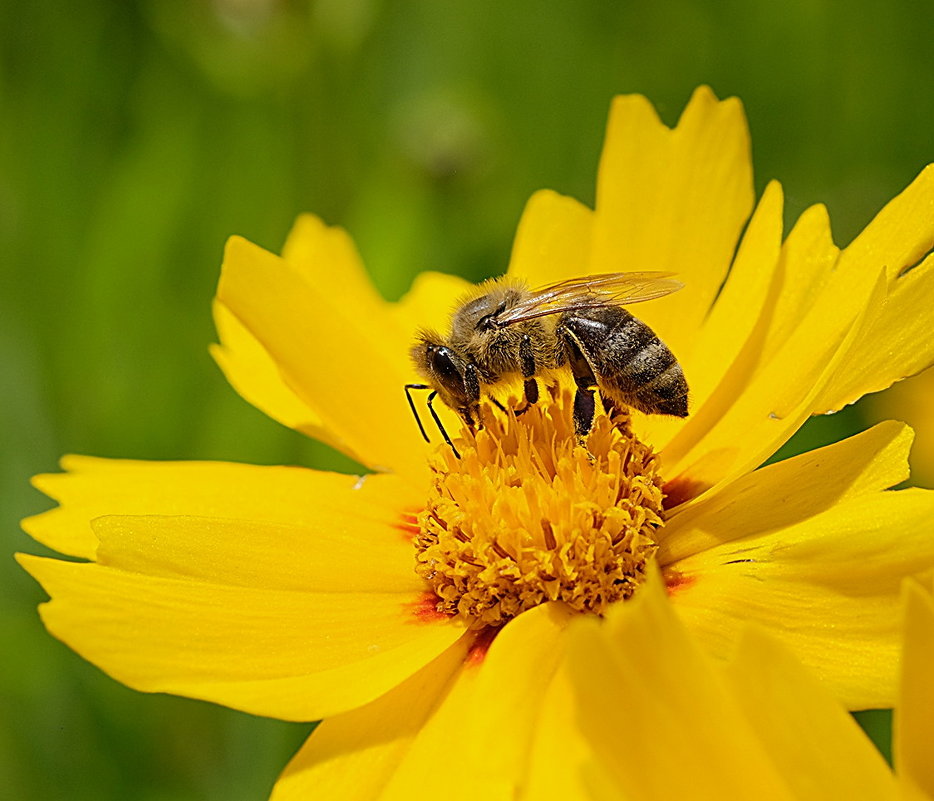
top-left (430, 347), bottom-right (462, 387)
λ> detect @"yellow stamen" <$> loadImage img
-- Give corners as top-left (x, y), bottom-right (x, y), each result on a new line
top-left (414, 390), bottom-right (665, 628)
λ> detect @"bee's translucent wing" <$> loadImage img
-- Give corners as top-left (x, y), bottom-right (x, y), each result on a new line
top-left (495, 272), bottom-right (684, 326)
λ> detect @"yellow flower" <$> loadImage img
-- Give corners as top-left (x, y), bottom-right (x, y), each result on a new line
top-left (561, 569), bottom-right (934, 801)
top-left (18, 87), bottom-right (934, 797)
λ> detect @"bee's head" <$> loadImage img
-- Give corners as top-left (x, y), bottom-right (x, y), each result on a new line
top-left (411, 331), bottom-right (472, 412)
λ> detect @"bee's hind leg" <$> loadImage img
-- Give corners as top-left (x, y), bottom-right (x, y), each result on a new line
top-left (572, 382), bottom-right (596, 439)
top-left (513, 334), bottom-right (540, 417)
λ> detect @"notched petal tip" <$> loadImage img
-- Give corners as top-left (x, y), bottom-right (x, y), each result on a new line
top-left (608, 91), bottom-right (664, 125)
top-left (679, 84), bottom-right (749, 131)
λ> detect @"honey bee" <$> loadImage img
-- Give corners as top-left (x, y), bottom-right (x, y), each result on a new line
top-left (406, 272), bottom-right (688, 455)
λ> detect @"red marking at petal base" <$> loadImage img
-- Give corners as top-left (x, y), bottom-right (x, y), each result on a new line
top-left (662, 475), bottom-right (709, 511)
top-left (405, 592), bottom-right (449, 624)
top-left (664, 568), bottom-right (695, 595)
top-left (393, 508), bottom-right (422, 542)
top-left (465, 627), bottom-right (499, 669)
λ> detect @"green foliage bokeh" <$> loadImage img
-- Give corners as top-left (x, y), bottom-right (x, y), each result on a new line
top-left (2, 1), bottom-right (931, 798)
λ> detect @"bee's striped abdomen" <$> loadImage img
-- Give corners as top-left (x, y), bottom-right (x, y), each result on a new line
top-left (558, 307), bottom-right (688, 418)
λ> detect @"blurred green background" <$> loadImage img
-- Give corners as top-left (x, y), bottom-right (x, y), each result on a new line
top-left (3, 1), bottom-right (932, 798)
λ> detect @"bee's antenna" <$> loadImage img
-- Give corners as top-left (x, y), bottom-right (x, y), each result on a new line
top-left (426, 391), bottom-right (461, 460)
top-left (404, 384), bottom-right (432, 443)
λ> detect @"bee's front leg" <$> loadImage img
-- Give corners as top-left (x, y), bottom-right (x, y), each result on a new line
top-left (426, 391), bottom-right (461, 459)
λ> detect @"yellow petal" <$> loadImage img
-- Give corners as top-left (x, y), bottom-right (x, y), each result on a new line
top-left (761, 202), bottom-right (840, 365)
top-left (211, 300), bottom-right (333, 446)
top-left (724, 627), bottom-right (897, 801)
top-left (280, 214), bottom-right (387, 303)
top-left (659, 421), bottom-right (913, 564)
top-left (390, 269), bottom-right (474, 338)
top-left (810, 165), bottom-right (934, 412)
top-left (23, 456), bottom-right (423, 560)
top-left (19, 554), bottom-right (464, 721)
top-left (659, 260), bottom-right (885, 502)
top-left (218, 234), bottom-right (425, 475)
top-left (653, 196), bottom-right (849, 497)
top-left (685, 180), bottom-right (784, 404)
top-left (638, 180), bottom-right (784, 450)
top-left (668, 488), bottom-right (934, 708)
top-left (92, 514), bottom-right (421, 594)
top-left (686, 201), bottom-right (838, 462)
top-left (566, 573), bottom-right (795, 801)
top-left (895, 577), bottom-right (934, 799)
top-left (815, 259), bottom-right (934, 413)
top-left (521, 666), bottom-right (594, 801)
top-left (661, 166), bottom-right (934, 500)
top-left (271, 635), bottom-right (473, 801)
top-left (457, 604), bottom-right (573, 792)
top-left (273, 604), bottom-right (572, 801)
top-left (213, 215), bottom-right (398, 454)
top-left (214, 215), bottom-right (473, 470)
top-left (837, 164), bottom-right (934, 284)
top-left (506, 189), bottom-right (593, 286)
top-left (381, 603), bottom-right (572, 801)
top-left (565, 572), bottom-right (898, 801)
top-left (591, 87), bottom-right (754, 362)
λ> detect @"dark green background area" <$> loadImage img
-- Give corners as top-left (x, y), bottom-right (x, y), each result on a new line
top-left (2, 1), bottom-right (930, 798)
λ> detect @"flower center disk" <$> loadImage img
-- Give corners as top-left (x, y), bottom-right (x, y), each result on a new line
top-left (414, 391), bottom-right (666, 628)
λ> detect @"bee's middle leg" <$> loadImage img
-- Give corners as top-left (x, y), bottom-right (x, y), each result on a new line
top-left (513, 334), bottom-right (539, 416)
top-left (558, 327), bottom-right (599, 439)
